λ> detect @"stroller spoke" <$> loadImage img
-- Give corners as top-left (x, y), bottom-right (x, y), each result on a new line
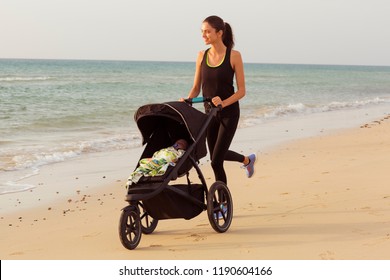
top-left (140, 211), bottom-right (148, 222)
top-left (138, 202), bottom-right (158, 234)
top-left (126, 217), bottom-right (137, 239)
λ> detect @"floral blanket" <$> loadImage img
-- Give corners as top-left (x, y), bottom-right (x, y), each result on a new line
top-left (128, 147), bottom-right (185, 185)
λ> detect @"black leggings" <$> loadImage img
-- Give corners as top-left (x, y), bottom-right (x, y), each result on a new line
top-left (207, 113), bottom-right (245, 184)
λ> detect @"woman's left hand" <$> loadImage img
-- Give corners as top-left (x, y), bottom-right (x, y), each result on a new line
top-left (212, 96), bottom-right (223, 108)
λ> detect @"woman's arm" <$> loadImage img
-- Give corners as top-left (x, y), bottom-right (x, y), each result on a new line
top-left (187, 51), bottom-right (204, 98)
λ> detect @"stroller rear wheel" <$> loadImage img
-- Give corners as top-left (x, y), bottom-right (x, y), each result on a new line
top-left (138, 202), bottom-right (158, 234)
top-left (207, 181), bottom-right (233, 233)
top-left (119, 205), bottom-right (142, 250)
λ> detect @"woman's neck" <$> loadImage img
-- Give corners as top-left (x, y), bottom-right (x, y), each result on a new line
top-left (209, 41), bottom-right (226, 56)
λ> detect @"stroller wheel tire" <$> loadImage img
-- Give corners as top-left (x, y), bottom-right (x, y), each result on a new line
top-left (119, 205), bottom-right (142, 250)
top-left (138, 202), bottom-right (159, 234)
top-left (207, 181), bottom-right (233, 233)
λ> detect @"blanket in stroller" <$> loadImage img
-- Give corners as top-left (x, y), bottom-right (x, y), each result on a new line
top-left (128, 139), bottom-right (187, 185)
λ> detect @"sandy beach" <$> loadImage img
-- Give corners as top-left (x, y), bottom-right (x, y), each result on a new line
top-left (1, 114), bottom-right (390, 260)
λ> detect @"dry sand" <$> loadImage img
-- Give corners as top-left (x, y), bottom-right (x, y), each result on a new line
top-left (1, 115), bottom-right (390, 260)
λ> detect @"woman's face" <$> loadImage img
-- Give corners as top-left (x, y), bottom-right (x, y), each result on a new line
top-left (201, 22), bottom-right (222, 45)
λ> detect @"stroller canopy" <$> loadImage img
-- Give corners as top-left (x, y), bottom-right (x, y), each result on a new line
top-left (134, 101), bottom-right (208, 161)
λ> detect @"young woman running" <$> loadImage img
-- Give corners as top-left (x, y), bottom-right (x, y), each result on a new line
top-left (185, 15), bottom-right (256, 184)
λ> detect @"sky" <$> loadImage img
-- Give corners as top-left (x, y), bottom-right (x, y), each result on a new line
top-left (1, 0), bottom-right (390, 66)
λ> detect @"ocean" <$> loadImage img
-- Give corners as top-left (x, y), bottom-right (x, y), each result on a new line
top-left (1, 59), bottom-right (390, 195)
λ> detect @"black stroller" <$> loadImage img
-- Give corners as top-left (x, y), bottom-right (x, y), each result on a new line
top-left (119, 98), bottom-right (233, 250)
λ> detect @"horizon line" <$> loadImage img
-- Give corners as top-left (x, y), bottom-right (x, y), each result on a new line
top-left (0, 57), bottom-right (389, 68)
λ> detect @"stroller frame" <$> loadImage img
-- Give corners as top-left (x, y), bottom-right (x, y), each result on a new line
top-left (119, 98), bottom-right (233, 250)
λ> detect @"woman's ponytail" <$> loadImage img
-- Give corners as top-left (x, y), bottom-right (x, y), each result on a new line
top-left (223, 22), bottom-right (235, 49)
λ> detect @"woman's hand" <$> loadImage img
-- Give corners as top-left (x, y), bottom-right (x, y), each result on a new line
top-left (212, 96), bottom-right (223, 108)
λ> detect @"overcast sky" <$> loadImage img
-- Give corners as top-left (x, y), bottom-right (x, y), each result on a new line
top-left (1, 0), bottom-right (389, 66)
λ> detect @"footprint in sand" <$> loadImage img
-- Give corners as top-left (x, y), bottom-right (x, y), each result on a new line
top-left (169, 248), bottom-right (187, 252)
top-left (363, 234), bottom-right (390, 247)
top-left (189, 233), bottom-right (207, 242)
top-left (360, 206), bottom-right (381, 216)
top-left (319, 250), bottom-right (335, 260)
top-left (10, 251), bottom-right (24, 256)
top-left (196, 223), bottom-right (208, 227)
top-left (82, 232), bottom-right (102, 238)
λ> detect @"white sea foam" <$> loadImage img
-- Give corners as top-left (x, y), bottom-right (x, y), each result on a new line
top-left (0, 181), bottom-right (36, 195)
top-left (240, 97), bottom-right (390, 128)
top-left (0, 76), bottom-right (52, 82)
top-left (0, 131), bottom-right (144, 194)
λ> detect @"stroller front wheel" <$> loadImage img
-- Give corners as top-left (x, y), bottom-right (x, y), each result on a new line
top-left (119, 205), bottom-right (142, 250)
top-left (207, 181), bottom-right (233, 233)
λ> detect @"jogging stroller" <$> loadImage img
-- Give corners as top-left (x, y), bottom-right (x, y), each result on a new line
top-left (119, 97), bottom-right (233, 250)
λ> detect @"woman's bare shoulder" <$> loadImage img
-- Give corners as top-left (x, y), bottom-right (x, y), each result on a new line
top-left (196, 50), bottom-right (206, 64)
top-left (231, 49), bottom-right (242, 58)
top-left (197, 50), bottom-right (206, 58)
top-left (230, 49), bottom-right (243, 66)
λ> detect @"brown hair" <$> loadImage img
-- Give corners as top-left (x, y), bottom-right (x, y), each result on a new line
top-left (203, 15), bottom-right (235, 49)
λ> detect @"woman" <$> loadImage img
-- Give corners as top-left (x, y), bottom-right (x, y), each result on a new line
top-left (185, 15), bottom-right (255, 184)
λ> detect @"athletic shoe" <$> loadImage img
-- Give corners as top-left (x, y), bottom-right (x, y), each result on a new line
top-left (243, 154), bottom-right (256, 178)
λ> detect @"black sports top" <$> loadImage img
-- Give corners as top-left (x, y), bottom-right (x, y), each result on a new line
top-left (201, 48), bottom-right (240, 117)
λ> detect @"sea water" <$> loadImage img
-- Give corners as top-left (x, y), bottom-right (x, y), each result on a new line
top-left (1, 59), bottom-right (390, 194)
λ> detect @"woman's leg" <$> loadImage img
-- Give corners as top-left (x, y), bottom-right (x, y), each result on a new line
top-left (207, 114), bottom-right (244, 184)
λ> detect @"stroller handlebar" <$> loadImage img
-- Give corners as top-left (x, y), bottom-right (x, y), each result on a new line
top-left (184, 97), bottom-right (222, 112)
top-left (184, 97), bottom-right (209, 104)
